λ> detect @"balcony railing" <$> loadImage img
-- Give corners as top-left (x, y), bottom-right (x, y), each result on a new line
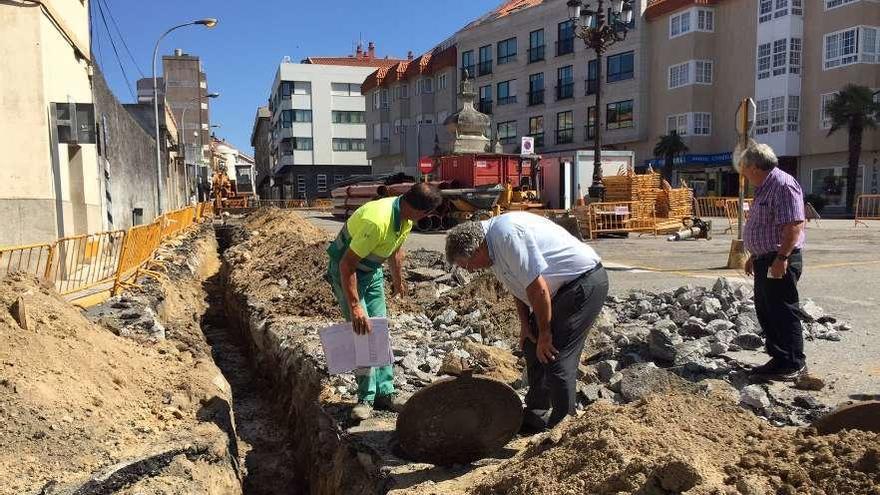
top-left (528, 89), bottom-right (544, 106)
top-left (556, 82), bottom-right (574, 100)
top-left (556, 128), bottom-right (574, 144)
top-left (556, 38), bottom-right (574, 56)
top-left (497, 95), bottom-right (517, 106)
top-left (528, 132), bottom-right (544, 148)
top-left (461, 65), bottom-right (475, 79)
top-left (478, 60), bottom-right (493, 76)
top-left (585, 79), bottom-right (598, 96)
top-left (528, 45), bottom-right (545, 63)
top-left (478, 100), bottom-right (493, 115)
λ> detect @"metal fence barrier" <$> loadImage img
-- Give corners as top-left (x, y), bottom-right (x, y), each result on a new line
top-left (0, 243), bottom-right (54, 279)
top-left (585, 201), bottom-right (657, 239)
top-left (48, 231), bottom-right (126, 295)
top-left (724, 198), bottom-right (753, 233)
top-left (695, 196), bottom-right (738, 218)
top-left (855, 194), bottom-right (880, 227)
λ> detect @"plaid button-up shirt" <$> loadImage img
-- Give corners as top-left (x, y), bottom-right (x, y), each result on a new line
top-left (743, 167), bottom-right (806, 256)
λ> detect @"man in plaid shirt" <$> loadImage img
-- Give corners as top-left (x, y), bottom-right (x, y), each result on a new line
top-left (740, 142), bottom-right (807, 380)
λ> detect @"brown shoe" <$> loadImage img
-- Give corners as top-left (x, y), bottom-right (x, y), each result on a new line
top-left (374, 393), bottom-right (408, 413)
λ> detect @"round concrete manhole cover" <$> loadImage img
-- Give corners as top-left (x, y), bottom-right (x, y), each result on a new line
top-left (396, 372), bottom-right (522, 465)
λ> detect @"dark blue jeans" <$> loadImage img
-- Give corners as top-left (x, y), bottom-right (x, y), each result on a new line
top-left (753, 250), bottom-right (806, 369)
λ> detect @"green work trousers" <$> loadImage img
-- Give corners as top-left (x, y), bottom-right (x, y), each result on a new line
top-left (327, 261), bottom-right (394, 403)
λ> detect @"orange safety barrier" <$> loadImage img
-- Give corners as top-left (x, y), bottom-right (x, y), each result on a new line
top-left (253, 199), bottom-right (307, 209)
top-left (855, 194), bottom-right (880, 227)
top-left (585, 201), bottom-right (656, 239)
top-left (724, 198), bottom-right (753, 233)
top-left (112, 220), bottom-right (164, 294)
top-left (47, 231), bottom-right (126, 295)
top-left (311, 198), bottom-right (333, 210)
top-left (0, 243), bottom-right (54, 279)
top-left (695, 196), bottom-right (738, 218)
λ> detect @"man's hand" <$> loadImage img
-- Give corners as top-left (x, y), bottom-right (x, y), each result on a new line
top-left (519, 323), bottom-right (536, 350)
top-left (769, 257), bottom-right (787, 279)
top-left (391, 282), bottom-right (408, 299)
top-left (536, 331), bottom-right (558, 364)
top-left (744, 256), bottom-right (754, 277)
top-left (350, 304), bottom-right (372, 335)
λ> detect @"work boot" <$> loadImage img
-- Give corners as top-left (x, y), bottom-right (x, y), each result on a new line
top-left (750, 358), bottom-right (806, 382)
top-left (351, 401), bottom-right (373, 421)
top-left (374, 393), bottom-right (408, 413)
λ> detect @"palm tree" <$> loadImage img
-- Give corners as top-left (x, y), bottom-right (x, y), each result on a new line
top-left (825, 84), bottom-right (880, 214)
top-left (653, 131), bottom-right (689, 186)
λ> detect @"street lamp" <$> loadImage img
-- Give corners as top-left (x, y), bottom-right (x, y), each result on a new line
top-left (181, 92), bottom-right (219, 205)
top-left (567, 0), bottom-right (634, 200)
top-left (152, 18), bottom-right (218, 214)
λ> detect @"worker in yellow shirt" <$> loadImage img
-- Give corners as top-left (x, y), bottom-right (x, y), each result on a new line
top-left (326, 183), bottom-right (443, 420)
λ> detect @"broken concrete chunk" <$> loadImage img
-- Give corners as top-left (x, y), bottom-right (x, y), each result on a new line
top-left (10, 297), bottom-right (29, 330)
top-left (409, 267), bottom-right (447, 282)
top-left (432, 309), bottom-right (458, 328)
top-left (740, 384), bottom-right (771, 412)
top-left (596, 360), bottom-right (619, 382)
top-left (732, 333), bottom-right (764, 351)
top-left (647, 327), bottom-right (683, 362)
top-left (799, 299), bottom-right (824, 322)
top-left (619, 363), bottom-right (681, 402)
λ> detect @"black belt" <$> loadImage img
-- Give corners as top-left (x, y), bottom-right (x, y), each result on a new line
top-left (558, 263), bottom-right (604, 293)
top-left (754, 248), bottom-right (801, 261)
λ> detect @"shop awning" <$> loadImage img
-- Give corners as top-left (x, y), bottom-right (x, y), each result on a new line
top-left (641, 152), bottom-right (732, 169)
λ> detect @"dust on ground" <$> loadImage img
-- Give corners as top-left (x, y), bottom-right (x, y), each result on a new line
top-left (0, 273), bottom-right (235, 493)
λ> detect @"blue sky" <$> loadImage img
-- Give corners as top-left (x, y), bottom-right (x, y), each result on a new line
top-left (92, 0), bottom-right (500, 154)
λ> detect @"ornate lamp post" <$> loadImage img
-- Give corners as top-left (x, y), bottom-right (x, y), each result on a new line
top-left (567, 0), bottom-right (634, 201)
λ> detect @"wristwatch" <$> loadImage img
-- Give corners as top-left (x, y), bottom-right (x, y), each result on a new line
top-left (775, 253), bottom-right (789, 261)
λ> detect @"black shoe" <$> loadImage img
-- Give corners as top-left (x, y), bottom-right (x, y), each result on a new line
top-left (750, 359), bottom-right (806, 382)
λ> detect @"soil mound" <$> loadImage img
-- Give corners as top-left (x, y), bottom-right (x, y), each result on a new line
top-left (471, 391), bottom-right (880, 495)
top-left (0, 274), bottom-right (233, 493)
top-left (430, 273), bottom-right (519, 341)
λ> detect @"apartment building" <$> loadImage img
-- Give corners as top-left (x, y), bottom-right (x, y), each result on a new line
top-left (267, 43), bottom-right (405, 199)
top-left (251, 106), bottom-right (273, 199)
top-left (638, 0), bottom-right (879, 209)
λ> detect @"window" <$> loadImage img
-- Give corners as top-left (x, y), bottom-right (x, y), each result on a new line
top-left (811, 167), bottom-right (863, 208)
top-left (281, 109), bottom-right (312, 127)
top-left (333, 175), bottom-right (344, 184)
top-left (438, 74), bottom-right (448, 91)
top-left (606, 51), bottom-right (634, 82)
top-left (556, 111), bottom-right (573, 144)
top-left (757, 43), bottom-right (772, 79)
top-left (820, 92), bottom-right (837, 129)
top-left (586, 106), bottom-right (597, 140)
top-left (332, 138), bottom-right (367, 151)
top-left (381, 89), bottom-right (389, 108)
top-left (317, 174), bottom-right (328, 193)
top-left (770, 96), bottom-right (786, 133)
top-left (755, 99), bottom-right (770, 135)
top-left (372, 91), bottom-right (380, 109)
top-left (297, 175), bottom-right (306, 196)
top-left (331, 111), bottom-right (365, 124)
top-left (823, 27), bottom-right (860, 69)
top-left (419, 78), bottom-right (434, 94)
top-left (825, 0), bottom-right (859, 9)
top-left (373, 123), bottom-right (382, 141)
top-left (695, 60), bottom-right (713, 84)
top-left (556, 65), bottom-right (573, 100)
top-left (331, 83), bottom-right (360, 96)
top-left (292, 137), bottom-right (313, 150)
top-left (787, 95), bottom-right (800, 132)
top-left (497, 121), bottom-right (517, 144)
top-left (697, 9), bottom-right (714, 31)
top-left (861, 26), bottom-right (879, 63)
top-left (528, 73), bottom-right (544, 105)
top-left (586, 59), bottom-right (598, 95)
top-left (497, 80), bottom-right (517, 105)
top-left (529, 116), bottom-right (544, 147)
top-left (478, 45), bottom-right (493, 75)
top-left (606, 100), bottom-right (634, 129)
top-left (478, 85), bottom-right (492, 114)
top-left (670, 11), bottom-right (691, 38)
top-left (529, 29), bottom-right (545, 63)
top-left (401, 84), bottom-right (409, 99)
top-left (557, 20), bottom-right (575, 56)
top-left (693, 113), bottom-right (711, 135)
top-left (461, 50), bottom-right (475, 78)
top-left (789, 38), bottom-right (802, 74)
top-left (293, 81), bottom-right (311, 95)
top-left (497, 37), bottom-right (517, 64)
top-left (772, 39), bottom-right (788, 76)
top-left (668, 62), bottom-right (690, 89)
top-left (280, 81), bottom-right (294, 98)
top-left (667, 114), bottom-right (689, 136)
top-left (761, 0), bottom-right (802, 20)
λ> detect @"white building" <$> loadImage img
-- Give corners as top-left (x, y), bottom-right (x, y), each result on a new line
top-left (266, 44), bottom-right (408, 199)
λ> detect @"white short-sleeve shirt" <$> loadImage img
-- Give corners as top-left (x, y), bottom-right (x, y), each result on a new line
top-left (481, 212), bottom-right (601, 307)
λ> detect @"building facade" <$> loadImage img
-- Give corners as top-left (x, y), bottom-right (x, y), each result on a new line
top-left (251, 106), bottom-right (273, 198)
top-left (266, 44), bottom-right (405, 199)
top-left (1, 0), bottom-right (101, 245)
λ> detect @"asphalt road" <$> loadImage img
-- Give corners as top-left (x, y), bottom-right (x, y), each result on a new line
top-left (303, 211), bottom-right (880, 406)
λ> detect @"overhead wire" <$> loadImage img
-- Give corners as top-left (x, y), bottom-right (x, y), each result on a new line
top-left (97, 0), bottom-right (145, 78)
top-left (94, 0), bottom-right (137, 100)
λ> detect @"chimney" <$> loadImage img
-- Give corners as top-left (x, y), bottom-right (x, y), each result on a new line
top-left (407, 50), bottom-right (414, 60)
top-left (174, 48), bottom-right (183, 56)
top-left (367, 41), bottom-right (376, 59)
top-left (356, 42), bottom-right (363, 58)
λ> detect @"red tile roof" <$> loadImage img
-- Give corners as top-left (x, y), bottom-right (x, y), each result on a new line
top-left (645, 0), bottom-right (721, 20)
top-left (463, 0), bottom-right (545, 30)
top-left (301, 56), bottom-right (405, 68)
top-left (361, 45), bottom-right (457, 94)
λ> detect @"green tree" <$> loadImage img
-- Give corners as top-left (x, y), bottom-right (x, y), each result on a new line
top-left (653, 131), bottom-right (689, 186)
top-left (825, 84), bottom-right (880, 214)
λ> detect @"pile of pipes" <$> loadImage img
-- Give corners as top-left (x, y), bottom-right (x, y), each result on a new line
top-left (330, 182), bottom-right (412, 218)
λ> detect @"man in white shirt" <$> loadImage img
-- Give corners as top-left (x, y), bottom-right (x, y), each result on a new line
top-left (445, 212), bottom-right (609, 431)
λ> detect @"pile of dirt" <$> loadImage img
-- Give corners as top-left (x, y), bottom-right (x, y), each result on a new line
top-left (0, 274), bottom-right (236, 493)
top-left (471, 391), bottom-right (880, 495)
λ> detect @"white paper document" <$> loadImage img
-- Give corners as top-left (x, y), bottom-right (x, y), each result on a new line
top-left (319, 318), bottom-right (392, 374)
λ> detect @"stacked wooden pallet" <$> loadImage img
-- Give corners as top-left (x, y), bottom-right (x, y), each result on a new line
top-left (656, 185), bottom-right (694, 219)
top-left (603, 170), bottom-right (662, 203)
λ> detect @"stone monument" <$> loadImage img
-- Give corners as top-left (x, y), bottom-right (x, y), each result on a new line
top-left (443, 72), bottom-right (494, 154)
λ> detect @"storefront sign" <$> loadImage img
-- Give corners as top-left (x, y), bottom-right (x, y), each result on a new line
top-left (643, 152), bottom-right (733, 169)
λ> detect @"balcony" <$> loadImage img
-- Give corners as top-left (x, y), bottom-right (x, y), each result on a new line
top-left (497, 95), bottom-right (517, 106)
top-left (461, 65), bottom-right (475, 79)
top-left (528, 45), bottom-right (545, 63)
top-left (478, 100), bottom-right (493, 115)
top-left (478, 60), bottom-right (493, 76)
top-left (556, 128), bottom-right (574, 144)
top-left (528, 89), bottom-right (544, 106)
top-left (585, 79), bottom-right (598, 96)
top-left (555, 82), bottom-right (574, 100)
top-left (528, 133), bottom-right (544, 148)
top-left (556, 38), bottom-right (574, 56)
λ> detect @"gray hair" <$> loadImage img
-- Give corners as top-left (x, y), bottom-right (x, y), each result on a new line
top-left (445, 221), bottom-right (486, 263)
top-left (741, 142), bottom-right (778, 171)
